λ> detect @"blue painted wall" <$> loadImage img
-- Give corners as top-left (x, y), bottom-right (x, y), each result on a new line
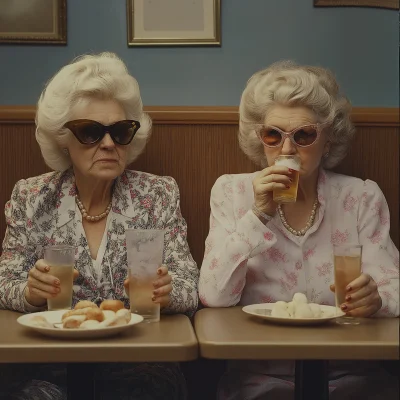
top-left (0, 0), bottom-right (398, 106)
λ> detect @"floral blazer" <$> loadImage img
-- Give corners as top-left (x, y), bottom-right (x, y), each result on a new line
top-left (0, 169), bottom-right (199, 315)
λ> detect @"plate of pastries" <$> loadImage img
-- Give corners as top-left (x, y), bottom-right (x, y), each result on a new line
top-left (17, 299), bottom-right (144, 338)
top-left (242, 292), bottom-right (345, 326)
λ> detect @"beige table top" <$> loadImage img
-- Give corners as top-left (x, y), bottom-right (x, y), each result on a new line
top-left (0, 310), bottom-right (198, 363)
top-left (194, 307), bottom-right (399, 360)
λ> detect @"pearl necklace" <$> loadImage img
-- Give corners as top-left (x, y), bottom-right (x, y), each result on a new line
top-left (278, 198), bottom-right (318, 236)
top-left (76, 196), bottom-right (112, 222)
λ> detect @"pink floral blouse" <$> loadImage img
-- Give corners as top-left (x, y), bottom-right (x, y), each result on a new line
top-left (0, 169), bottom-right (199, 315)
top-left (199, 169), bottom-right (399, 317)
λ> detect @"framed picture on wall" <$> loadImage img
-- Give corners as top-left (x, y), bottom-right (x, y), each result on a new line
top-left (127, 0), bottom-right (221, 46)
top-left (314, 0), bottom-right (399, 9)
top-left (0, 0), bottom-right (67, 44)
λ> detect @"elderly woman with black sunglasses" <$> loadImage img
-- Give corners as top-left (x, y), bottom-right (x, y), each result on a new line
top-left (199, 61), bottom-right (399, 400)
top-left (0, 52), bottom-right (198, 400)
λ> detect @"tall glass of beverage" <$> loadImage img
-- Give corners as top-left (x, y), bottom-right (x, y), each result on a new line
top-left (126, 229), bottom-right (164, 323)
top-left (44, 245), bottom-right (75, 311)
top-left (333, 244), bottom-right (362, 325)
top-left (273, 155), bottom-right (301, 203)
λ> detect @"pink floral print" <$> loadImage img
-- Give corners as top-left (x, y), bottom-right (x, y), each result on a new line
top-left (372, 202), bottom-right (389, 225)
top-left (368, 230), bottom-right (383, 244)
top-left (343, 193), bottom-right (358, 212)
top-left (303, 246), bottom-right (316, 261)
top-left (263, 247), bottom-right (287, 263)
top-left (331, 229), bottom-right (350, 245)
top-left (0, 169), bottom-right (199, 315)
top-left (199, 169), bottom-right (399, 318)
top-left (316, 262), bottom-right (333, 277)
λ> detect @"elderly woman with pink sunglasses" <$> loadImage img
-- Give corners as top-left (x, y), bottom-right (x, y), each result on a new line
top-left (199, 61), bottom-right (399, 400)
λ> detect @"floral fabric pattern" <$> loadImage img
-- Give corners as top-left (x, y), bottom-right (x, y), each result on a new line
top-left (199, 169), bottom-right (399, 315)
top-left (0, 169), bottom-right (199, 315)
top-left (199, 169), bottom-right (399, 399)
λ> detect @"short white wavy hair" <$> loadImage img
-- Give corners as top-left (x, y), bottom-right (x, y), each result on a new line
top-left (36, 52), bottom-right (152, 171)
top-left (239, 61), bottom-right (355, 169)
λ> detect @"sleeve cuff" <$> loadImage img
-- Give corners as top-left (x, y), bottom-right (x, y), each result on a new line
top-left (235, 210), bottom-right (277, 258)
top-left (21, 283), bottom-right (47, 313)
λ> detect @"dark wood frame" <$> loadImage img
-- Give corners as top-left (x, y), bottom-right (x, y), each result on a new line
top-left (314, 0), bottom-right (399, 9)
top-left (0, 0), bottom-right (67, 45)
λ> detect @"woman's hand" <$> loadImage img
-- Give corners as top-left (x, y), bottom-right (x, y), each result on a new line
top-left (330, 274), bottom-right (382, 317)
top-left (25, 260), bottom-right (79, 307)
top-left (124, 265), bottom-right (172, 309)
top-left (252, 165), bottom-right (293, 217)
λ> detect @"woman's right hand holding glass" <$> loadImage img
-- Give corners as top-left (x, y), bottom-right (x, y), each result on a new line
top-left (25, 260), bottom-right (79, 307)
top-left (252, 165), bottom-right (293, 216)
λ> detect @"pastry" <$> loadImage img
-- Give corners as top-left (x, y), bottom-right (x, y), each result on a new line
top-left (74, 301), bottom-right (98, 310)
top-left (102, 310), bottom-right (116, 320)
top-left (116, 308), bottom-right (131, 323)
top-left (294, 303), bottom-right (313, 318)
top-left (274, 301), bottom-right (288, 309)
top-left (100, 299), bottom-right (125, 313)
top-left (99, 314), bottom-right (127, 328)
top-left (309, 303), bottom-right (322, 318)
top-left (63, 315), bottom-right (86, 329)
top-left (80, 320), bottom-right (100, 329)
top-left (270, 293), bottom-right (333, 319)
top-left (292, 293), bottom-right (308, 304)
top-left (271, 300), bottom-right (290, 317)
top-left (271, 307), bottom-right (290, 318)
top-left (62, 307), bottom-right (104, 322)
top-left (287, 301), bottom-right (296, 317)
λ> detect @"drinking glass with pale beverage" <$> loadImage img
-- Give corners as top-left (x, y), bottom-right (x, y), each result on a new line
top-left (273, 154), bottom-right (301, 203)
top-left (126, 229), bottom-right (164, 323)
top-left (333, 244), bottom-right (362, 325)
top-left (44, 245), bottom-right (75, 311)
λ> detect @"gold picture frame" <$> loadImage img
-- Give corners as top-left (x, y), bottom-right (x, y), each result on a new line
top-left (127, 0), bottom-right (221, 46)
top-left (0, 0), bottom-right (67, 45)
top-left (314, 0), bottom-right (399, 9)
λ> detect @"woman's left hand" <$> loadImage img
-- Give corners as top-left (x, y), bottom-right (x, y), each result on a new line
top-left (333, 273), bottom-right (382, 317)
top-left (124, 265), bottom-right (172, 309)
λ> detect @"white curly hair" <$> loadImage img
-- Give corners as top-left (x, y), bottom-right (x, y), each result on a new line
top-left (239, 60), bottom-right (355, 169)
top-left (35, 52), bottom-right (152, 171)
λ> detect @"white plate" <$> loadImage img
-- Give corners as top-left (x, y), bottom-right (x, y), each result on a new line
top-left (242, 303), bottom-right (345, 326)
top-left (17, 310), bottom-right (144, 339)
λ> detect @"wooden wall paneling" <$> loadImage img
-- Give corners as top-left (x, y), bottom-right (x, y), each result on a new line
top-left (130, 124), bottom-right (258, 267)
top-left (0, 123), bottom-right (51, 249)
top-left (1, 106), bottom-right (399, 126)
top-left (0, 107), bottom-right (399, 269)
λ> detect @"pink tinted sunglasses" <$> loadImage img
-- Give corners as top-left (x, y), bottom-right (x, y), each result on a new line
top-left (256, 124), bottom-right (326, 148)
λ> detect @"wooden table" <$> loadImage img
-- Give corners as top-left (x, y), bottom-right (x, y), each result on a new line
top-left (195, 307), bottom-right (399, 400)
top-left (0, 310), bottom-right (198, 399)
